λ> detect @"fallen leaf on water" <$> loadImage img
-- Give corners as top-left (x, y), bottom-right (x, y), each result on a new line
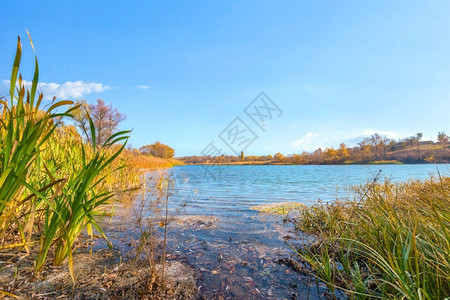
top-left (211, 270), bottom-right (220, 275)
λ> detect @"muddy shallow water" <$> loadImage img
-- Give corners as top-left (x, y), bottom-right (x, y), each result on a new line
top-left (96, 205), bottom-right (322, 299)
top-left (96, 164), bottom-right (447, 299)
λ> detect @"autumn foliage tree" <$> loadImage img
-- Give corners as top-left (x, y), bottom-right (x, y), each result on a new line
top-left (139, 141), bottom-right (175, 159)
top-left (274, 152), bottom-right (285, 162)
top-left (339, 143), bottom-right (350, 161)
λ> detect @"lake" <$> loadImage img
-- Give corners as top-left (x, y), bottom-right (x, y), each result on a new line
top-left (170, 164), bottom-right (449, 212)
top-left (108, 164), bottom-right (450, 299)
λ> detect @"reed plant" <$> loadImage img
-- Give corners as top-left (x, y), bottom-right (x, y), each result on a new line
top-left (130, 171), bottom-right (179, 296)
top-left (293, 176), bottom-right (450, 299)
top-left (0, 36), bottom-right (136, 284)
top-left (0, 36), bottom-right (75, 251)
top-left (35, 123), bottom-right (130, 280)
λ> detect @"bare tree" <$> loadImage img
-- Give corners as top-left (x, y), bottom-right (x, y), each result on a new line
top-left (437, 131), bottom-right (449, 148)
top-left (364, 134), bottom-right (390, 161)
top-left (72, 98), bottom-right (126, 146)
top-left (72, 99), bottom-right (91, 143)
top-left (414, 132), bottom-right (423, 158)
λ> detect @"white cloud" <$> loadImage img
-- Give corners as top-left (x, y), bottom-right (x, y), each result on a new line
top-left (359, 128), bottom-right (402, 140)
top-left (293, 132), bottom-right (320, 151)
top-left (1, 79), bottom-right (110, 100)
top-left (135, 84), bottom-right (149, 90)
top-left (342, 128), bottom-right (406, 147)
top-left (292, 129), bottom-right (407, 153)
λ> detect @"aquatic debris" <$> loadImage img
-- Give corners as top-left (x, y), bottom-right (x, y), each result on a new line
top-left (275, 257), bottom-right (310, 276)
top-left (250, 202), bottom-right (306, 215)
top-left (172, 215), bottom-right (219, 229)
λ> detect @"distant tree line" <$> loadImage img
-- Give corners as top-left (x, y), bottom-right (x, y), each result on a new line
top-left (179, 132), bottom-right (450, 165)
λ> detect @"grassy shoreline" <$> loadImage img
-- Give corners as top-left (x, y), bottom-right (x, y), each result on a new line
top-left (291, 176), bottom-right (450, 299)
top-left (0, 37), bottom-right (187, 298)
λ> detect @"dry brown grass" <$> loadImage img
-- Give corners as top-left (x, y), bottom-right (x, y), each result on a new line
top-left (121, 151), bottom-right (184, 171)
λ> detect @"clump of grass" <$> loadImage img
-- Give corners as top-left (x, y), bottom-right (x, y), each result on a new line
top-left (251, 202), bottom-right (306, 215)
top-left (367, 160), bottom-right (402, 165)
top-left (292, 176), bottom-right (450, 299)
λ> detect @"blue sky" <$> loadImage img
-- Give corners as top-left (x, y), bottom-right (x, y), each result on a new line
top-left (1, 1), bottom-right (449, 156)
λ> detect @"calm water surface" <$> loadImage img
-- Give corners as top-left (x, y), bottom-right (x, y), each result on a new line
top-left (172, 164), bottom-right (449, 210)
top-left (107, 165), bottom-right (449, 299)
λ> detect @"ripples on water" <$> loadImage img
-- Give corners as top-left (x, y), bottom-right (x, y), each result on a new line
top-left (107, 164), bottom-right (449, 299)
top-left (171, 164), bottom-right (448, 210)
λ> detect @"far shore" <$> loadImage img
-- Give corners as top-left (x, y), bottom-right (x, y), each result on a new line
top-left (176, 160), bottom-right (450, 166)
